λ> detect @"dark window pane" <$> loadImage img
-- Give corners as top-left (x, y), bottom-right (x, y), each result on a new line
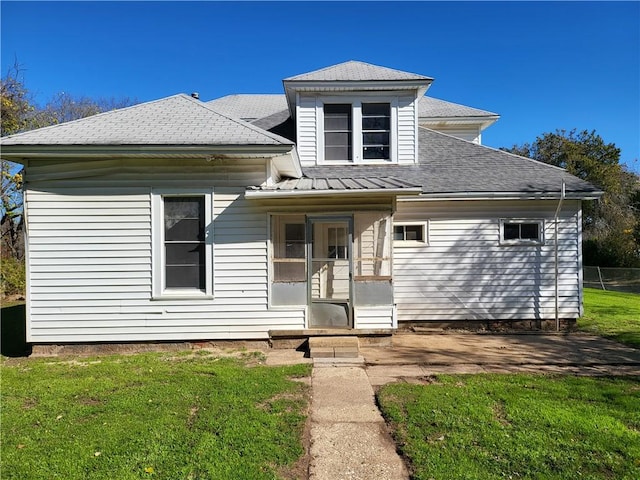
top-left (520, 223), bottom-right (539, 240)
top-left (164, 195), bottom-right (206, 291)
top-left (504, 223), bottom-right (520, 240)
top-left (393, 226), bottom-right (405, 241)
top-left (285, 223), bottom-right (306, 258)
top-left (362, 103), bottom-right (390, 116)
top-left (165, 197), bottom-right (204, 241)
top-left (166, 265), bottom-right (205, 289)
top-left (362, 117), bottom-right (390, 130)
top-left (405, 225), bottom-right (423, 241)
top-left (325, 104), bottom-right (351, 115)
top-left (363, 132), bottom-right (390, 146)
top-left (363, 146), bottom-right (390, 159)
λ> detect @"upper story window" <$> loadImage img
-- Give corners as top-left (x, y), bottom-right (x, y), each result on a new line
top-left (321, 100), bottom-right (393, 164)
top-left (324, 104), bottom-right (352, 161)
top-left (362, 103), bottom-right (390, 160)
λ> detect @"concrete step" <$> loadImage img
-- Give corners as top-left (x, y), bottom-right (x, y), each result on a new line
top-left (309, 336), bottom-right (360, 359)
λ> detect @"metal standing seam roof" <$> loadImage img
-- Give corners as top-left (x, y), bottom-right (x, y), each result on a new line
top-left (250, 176), bottom-right (422, 193)
top-left (284, 60), bottom-right (433, 82)
top-left (0, 94), bottom-right (293, 147)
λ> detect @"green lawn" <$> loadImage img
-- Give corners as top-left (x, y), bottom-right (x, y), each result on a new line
top-left (378, 374), bottom-right (640, 480)
top-left (1, 353), bottom-right (310, 480)
top-left (578, 288), bottom-right (640, 348)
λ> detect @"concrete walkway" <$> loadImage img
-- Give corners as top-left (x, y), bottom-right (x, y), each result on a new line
top-left (264, 333), bottom-right (640, 479)
top-left (309, 362), bottom-right (408, 480)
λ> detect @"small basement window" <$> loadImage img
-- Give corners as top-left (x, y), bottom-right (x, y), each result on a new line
top-left (500, 219), bottom-right (544, 245)
top-left (393, 223), bottom-right (427, 244)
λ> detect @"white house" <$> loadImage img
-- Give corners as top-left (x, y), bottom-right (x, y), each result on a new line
top-left (1, 61), bottom-right (602, 345)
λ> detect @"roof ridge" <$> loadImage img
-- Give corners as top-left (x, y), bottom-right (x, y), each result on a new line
top-left (196, 96), bottom-right (292, 145)
top-left (417, 126), bottom-right (573, 175)
top-left (284, 60), bottom-right (431, 81)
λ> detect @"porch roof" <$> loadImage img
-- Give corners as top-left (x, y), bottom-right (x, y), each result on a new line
top-left (245, 176), bottom-right (422, 198)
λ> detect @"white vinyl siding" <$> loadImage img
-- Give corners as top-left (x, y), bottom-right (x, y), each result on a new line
top-left (397, 96), bottom-right (417, 164)
top-left (297, 94), bottom-right (318, 166)
top-left (354, 306), bottom-right (396, 329)
top-left (24, 158), bottom-right (305, 343)
top-left (393, 199), bottom-right (582, 322)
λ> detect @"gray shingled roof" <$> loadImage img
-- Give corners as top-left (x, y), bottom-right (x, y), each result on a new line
top-left (284, 60), bottom-right (433, 82)
top-left (205, 94), bottom-right (496, 128)
top-left (1, 94), bottom-right (293, 146)
top-left (298, 128), bottom-right (601, 197)
top-left (419, 97), bottom-right (498, 119)
top-left (207, 94), bottom-right (288, 121)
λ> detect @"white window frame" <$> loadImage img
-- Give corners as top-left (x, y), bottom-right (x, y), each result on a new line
top-left (393, 221), bottom-right (428, 245)
top-left (499, 219), bottom-right (545, 246)
top-left (317, 95), bottom-right (398, 165)
top-left (152, 189), bottom-right (214, 300)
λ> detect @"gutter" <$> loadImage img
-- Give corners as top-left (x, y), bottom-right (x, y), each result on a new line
top-left (400, 191), bottom-right (603, 201)
top-left (0, 144), bottom-right (296, 162)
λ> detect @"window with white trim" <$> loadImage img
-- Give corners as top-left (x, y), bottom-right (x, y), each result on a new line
top-left (393, 223), bottom-right (427, 244)
top-left (152, 191), bottom-right (213, 298)
top-left (500, 219), bottom-right (544, 245)
top-left (321, 99), bottom-right (394, 163)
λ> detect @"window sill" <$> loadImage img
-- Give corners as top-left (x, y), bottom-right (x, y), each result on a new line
top-left (499, 241), bottom-right (544, 247)
top-left (393, 240), bottom-right (427, 247)
top-left (152, 292), bottom-right (214, 301)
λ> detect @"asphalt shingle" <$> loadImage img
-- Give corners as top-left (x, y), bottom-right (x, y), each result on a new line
top-left (1, 94), bottom-right (293, 146)
top-left (300, 128), bottom-right (600, 197)
top-left (284, 60), bottom-right (433, 82)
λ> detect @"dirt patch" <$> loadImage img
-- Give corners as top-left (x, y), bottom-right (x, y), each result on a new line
top-left (276, 403), bottom-right (311, 480)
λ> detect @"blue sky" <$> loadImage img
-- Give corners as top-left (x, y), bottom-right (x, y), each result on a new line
top-left (2, 1), bottom-right (639, 170)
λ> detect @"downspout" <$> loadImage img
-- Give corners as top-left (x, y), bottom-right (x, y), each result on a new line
top-left (554, 181), bottom-right (566, 331)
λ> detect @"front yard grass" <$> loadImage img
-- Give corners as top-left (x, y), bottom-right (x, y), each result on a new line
top-left (1, 352), bottom-right (310, 480)
top-left (578, 287), bottom-right (640, 348)
top-left (378, 374), bottom-right (640, 480)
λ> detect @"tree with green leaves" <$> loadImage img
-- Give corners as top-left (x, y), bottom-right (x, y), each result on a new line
top-left (504, 129), bottom-right (640, 267)
top-left (1, 64), bottom-right (137, 293)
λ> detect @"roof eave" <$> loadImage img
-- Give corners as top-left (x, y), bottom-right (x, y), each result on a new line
top-left (1, 144), bottom-right (295, 163)
top-left (284, 79), bottom-right (433, 119)
top-left (404, 191), bottom-right (604, 201)
top-left (419, 115), bottom-right (500, 130)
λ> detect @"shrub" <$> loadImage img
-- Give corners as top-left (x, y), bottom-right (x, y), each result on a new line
top-left (1, 256), bottom-right (25, 297)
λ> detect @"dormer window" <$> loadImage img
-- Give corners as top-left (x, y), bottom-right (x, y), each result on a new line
top-left (324, 104), bottom-right (353, 161)
top-left (362, 103), bottom-right (390, 160)
top-left (321, 99), bottom-right (394, 164)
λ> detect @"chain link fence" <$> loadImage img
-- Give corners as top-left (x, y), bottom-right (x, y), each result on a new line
top-left (584, 266), bottom-right (640, 294)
